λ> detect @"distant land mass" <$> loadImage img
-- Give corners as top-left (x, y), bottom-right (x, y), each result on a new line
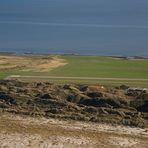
top-left (0, 48), bottom-right (147, 57)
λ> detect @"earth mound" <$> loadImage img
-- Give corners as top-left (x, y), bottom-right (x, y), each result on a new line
top-left (0, 80), bottom-right (147, 127)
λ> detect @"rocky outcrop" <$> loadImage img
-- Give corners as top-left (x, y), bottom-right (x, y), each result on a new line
top-left (0, 80), bottom-right (147, 127)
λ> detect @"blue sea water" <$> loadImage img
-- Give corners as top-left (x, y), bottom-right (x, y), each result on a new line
top-left (0, 0), bottom-right (148, 56)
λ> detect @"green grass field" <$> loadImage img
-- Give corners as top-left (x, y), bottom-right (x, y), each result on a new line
top-left (0, 55), bottom-right (148, 87)
top-left (49, 56), bottom-right (148, 78)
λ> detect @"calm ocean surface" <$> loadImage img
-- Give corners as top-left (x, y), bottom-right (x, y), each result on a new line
top-left (0, 0), bottom-right (148, 56)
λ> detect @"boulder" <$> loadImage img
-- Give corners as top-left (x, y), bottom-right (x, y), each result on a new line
top-left (136, 92), bottom-right (148, 101)
top-left (0, 92), bottom-right (17, 105)
top-left (79, 97), bottom-right (123, 108)
top-left (78, 85), bottom-right (88, 92)
top-left (87, 92), bottom-right (103, 98)
top-left (41, 93), bottom-right (53, 99)
top-left (137, 102), bottom-right (148, 112)
top-left (67, 94), bottom-right (90, 103)
top-left (120, 85), bottom-right (129, 90)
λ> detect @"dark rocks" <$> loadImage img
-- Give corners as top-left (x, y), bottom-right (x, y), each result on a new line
top-left (130, 91), bottom-right (148, 113)
top-left (136, 91), bottom-right (148, 100)
top-left (41, 93), bottom-right (53, 99)
top-left (0, 80), bottom-right (147, 127)
top-left (120, 85), bottom-right (129, 90)
top-left (137, 102), bottom-right (148, 112)
top-left (87, 92), bottom-right (103, 98)
top-left (126, 88), bottom-right (147, 97)
top-left (67, 94), bottom-right (89, 103)
top-left (0, 92), bottom-right (17, 105)
top-left (63, 84), bottom-right (71, 89)
top-left (79, 97), bottom-right (123, 108)
top-left (78, 85), bottom-right (88, 92)
top-left (67, 95), bottom-right (75, 102)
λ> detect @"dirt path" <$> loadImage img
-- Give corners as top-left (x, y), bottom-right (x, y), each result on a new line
top-left (7, 75), bottom-right (148, 81)
top-left (0, 114), bottom-right (148, 148)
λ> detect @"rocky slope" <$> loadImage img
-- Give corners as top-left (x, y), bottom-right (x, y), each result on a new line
top-left (0, 80), bottom-right (147, 127)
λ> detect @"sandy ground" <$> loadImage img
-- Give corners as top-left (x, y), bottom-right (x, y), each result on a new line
top-left (0, 55), bottom-right (67, 72)
top-left (0, 114), bottom-right (147, 148)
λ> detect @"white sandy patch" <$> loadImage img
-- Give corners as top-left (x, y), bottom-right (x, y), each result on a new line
top-left (1, 114), bottom-right (148, 138)
top-left (0, 133), bottom-right (96, 148)
top-left (109, 137), bottom-right (138, 147)
top-left (0, 114), bottom-right (148, 148)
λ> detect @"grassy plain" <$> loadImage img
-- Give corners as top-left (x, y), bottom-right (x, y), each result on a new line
top-left (48, 55), bottom-right (148, 87)
top-left (0, 54), bottom-right (148, 87)
top-left (50, 56), bottom-right (148, 78)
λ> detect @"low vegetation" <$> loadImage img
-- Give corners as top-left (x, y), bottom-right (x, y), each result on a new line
top-left (50, 56), bottom-right (148, 78)
top-left (0, 80), bottom-right (147, 128)
top-left (0, 54), bottom-right (147, 87)
top-left (0, 54), bottom-right (67, 79)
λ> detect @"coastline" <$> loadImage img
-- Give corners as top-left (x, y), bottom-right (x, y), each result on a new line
top-left (0, 51), bottom-right (147, 59)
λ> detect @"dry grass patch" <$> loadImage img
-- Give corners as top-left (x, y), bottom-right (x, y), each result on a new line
top-left (0, 55), bottom-right (67, 72)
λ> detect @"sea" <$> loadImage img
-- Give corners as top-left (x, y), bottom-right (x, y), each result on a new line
top-left (0, 0), bottom-right (148, 56)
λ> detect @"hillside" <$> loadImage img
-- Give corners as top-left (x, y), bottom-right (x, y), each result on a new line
top-left (0, 80), bottom-right (147, 127)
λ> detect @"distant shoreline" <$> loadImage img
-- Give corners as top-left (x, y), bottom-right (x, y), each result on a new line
top-left (0, 51), bottom-right (148, 59)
